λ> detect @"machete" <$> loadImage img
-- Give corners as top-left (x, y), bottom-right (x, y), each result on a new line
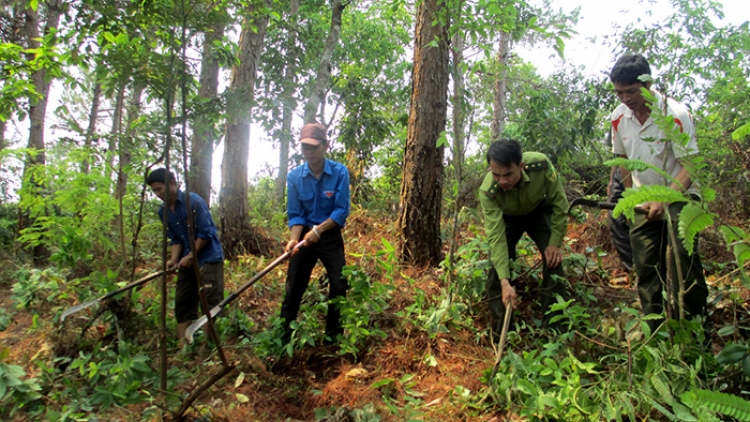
top-left (184, 241), bottom-right (305, 343)
top-left (61, 269), bottom-right (175, 321)
top-left (489, 303), bottom-right (513, 384)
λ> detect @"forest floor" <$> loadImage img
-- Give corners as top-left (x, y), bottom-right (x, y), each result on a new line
top-left (0, 208), bottom-right (747, 421)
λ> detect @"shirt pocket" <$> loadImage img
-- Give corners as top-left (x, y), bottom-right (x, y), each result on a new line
top-left (298, 191), bottom-right (315, 212)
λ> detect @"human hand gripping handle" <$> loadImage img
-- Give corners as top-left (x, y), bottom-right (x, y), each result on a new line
top-left (302, 225), bottom-right (322, 246)
top-left (643, 201), bottom-right (666, 222)
top-left (500, 278), bottom-right (517, 308)
top-left (287, 227), bottom-right (320, 255)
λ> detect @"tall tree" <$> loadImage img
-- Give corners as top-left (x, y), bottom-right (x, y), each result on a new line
top-left (274, 0), bottom-right (300, 205)
top-left (491, 30), bottom-right (510, 139)
top-left (17, 0), bottom-right (65, 263)
top-left (397, 0), bottom-right (450, 266)
top-left (81, 80), bottom-right (102, 174)
top-left (219, 0), bottom-right (271, 257)
top-left (189, 10), bottom-right (227, 205)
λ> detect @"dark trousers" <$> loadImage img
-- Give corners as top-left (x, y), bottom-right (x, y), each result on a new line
top-left (175, 261), bottom-right (224, 323)
top-left (280, 227), bottom-right (347, 340)
top-left (630, 201), bottom-right (708, 332)
top-left (487, 201), bottom-right (567, 330)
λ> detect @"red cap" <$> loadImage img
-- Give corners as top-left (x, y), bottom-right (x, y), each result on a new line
top-left (299, 123), bottom-right (327, 145)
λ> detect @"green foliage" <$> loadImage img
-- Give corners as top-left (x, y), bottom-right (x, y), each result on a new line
top-left (11, 266), bottom-right (68, 310)
top-left (0, 348), bottom-right (42, 417)
top-left (680, 389), bottom-right (750, 421)
top-left (678, 203), bottom-right (715, 255)
top-left (65, 346), bottom-right (158, 408)
top-left (49, 226), bottom-right (94, 268)
top-left (247, 176), bottom-right (287, 229)
top-left (732, 121), bottom-right (750, 141)
top-left (719, 226), bottom-right (750, 284)
top-left (338, 266), bottom-right (391, 357)
top-left (716, 343), bottom-right (750, 377)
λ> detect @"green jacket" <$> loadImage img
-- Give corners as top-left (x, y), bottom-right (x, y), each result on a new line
top-left (479, 152), bottom-right (569, 280)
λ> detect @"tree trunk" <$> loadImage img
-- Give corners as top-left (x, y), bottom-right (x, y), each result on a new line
top-left (397, 0), bottom-right (450, 267)
top-left (274, 0), bottom-right (300, 206)
top-left (0, 121), bottom-right (6, 152)
top-left (189, 16), bottom-right (226, 206)
top-left (82, 80), bottom-right (102, 174)
top-left (447, 28), bottom-right (467, 276)
top-left (114, 84), bottom-right (144, 257)
top-left (17, 0), bottom-right (64, 264)
top-left (491, 31), bottom-right (510, 139)
top-left (219, 0), bottom-right (271, 257)
top-left (302, 0), bottom-right (346, 124)
top-left (107, 83), bottom-right (125, 189)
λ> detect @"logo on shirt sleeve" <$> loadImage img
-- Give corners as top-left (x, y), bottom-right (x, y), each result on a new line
top-left (546, 167), bottom-right (558, 182)
top-left (324, 191), bottom-right (334, 198)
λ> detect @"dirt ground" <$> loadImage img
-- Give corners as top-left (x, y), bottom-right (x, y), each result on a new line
top-left (1, 209), bottom-right (746, 421)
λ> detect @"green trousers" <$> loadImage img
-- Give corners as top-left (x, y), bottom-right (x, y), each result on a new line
top-left (487, 201), bottom-right (567, 331)
top-left (630, 201), bottom-right (708, 332)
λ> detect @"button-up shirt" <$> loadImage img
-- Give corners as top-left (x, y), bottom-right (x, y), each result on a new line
top-left (157, 190), bottom-right (223, 266)
top-left (479, 152), bottom-right (569, 280)
top-left (611, 90), bottom-right (700, 196)
top-left (287, 159), bottom-right (350, 228)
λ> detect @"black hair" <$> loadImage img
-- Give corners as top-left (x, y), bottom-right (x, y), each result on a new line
top-left (486, 139), bottom-right (523, 167)
top-left (609, 53), bottom-right (651, 85)
top-left (145, 168), bottom-right (175, 186)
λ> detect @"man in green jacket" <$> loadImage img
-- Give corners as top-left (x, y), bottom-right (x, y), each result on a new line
top-left (479, 139), bottom-right (569, 331)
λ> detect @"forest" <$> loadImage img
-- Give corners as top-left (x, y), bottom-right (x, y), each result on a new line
top-left (1, 0), bottom-right (750, 420)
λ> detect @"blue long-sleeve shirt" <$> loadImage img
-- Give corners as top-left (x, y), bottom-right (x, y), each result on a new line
top-left (287, 159), bottom-right (350, 228)
top-left (157, 190), bottom-right (223, 266)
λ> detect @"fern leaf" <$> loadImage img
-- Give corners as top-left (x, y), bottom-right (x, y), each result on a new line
top-left (650, 373), bottom-right (674, 405)
top-left (613, 185), bottom-right (687, 219)
top-left (645, 396), bottom-right (676, 421)
top-left (678, 203), bottom-right (715, 255)
top-left (681, 389), bottom-right (750, 421)
top-left (732, 121), bottom-right (750, 141)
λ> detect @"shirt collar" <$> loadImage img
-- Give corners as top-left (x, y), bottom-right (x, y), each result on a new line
top-left (175, 190), bottom-right (185, 204)
top-left (302, 159), bottom-right (331, 178)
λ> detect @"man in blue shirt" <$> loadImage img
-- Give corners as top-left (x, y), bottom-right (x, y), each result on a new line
top-left (146, 168), bottom-right (224, 342)
top-left (281, 122), bottom-right (351, 345)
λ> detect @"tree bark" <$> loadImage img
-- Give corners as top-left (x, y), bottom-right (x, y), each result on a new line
top-left (491, 31), bottom-right (510, 139)
top-left (302, 0), bottom-right (346, 124)
top-left (219, 0), bottom-right (271, 257)
top-left (17, 0), bottom-right (64, 264)
top-left (274, 0), bottom-right (300, 206)
top-left (107, 83), bottom-right (125, 188)
top-left (447, 28), bottom-right (467, 275)
top-left (0, 121), bottom-right (6, 152)
top-left (114, 84), bottom-right (143, 257)
top-left (82, 80), bottom-right (102, 174)
top-left (189, 15), bottom-right (226, 206)
top-left (397, 0), bottom-right (450, 267)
